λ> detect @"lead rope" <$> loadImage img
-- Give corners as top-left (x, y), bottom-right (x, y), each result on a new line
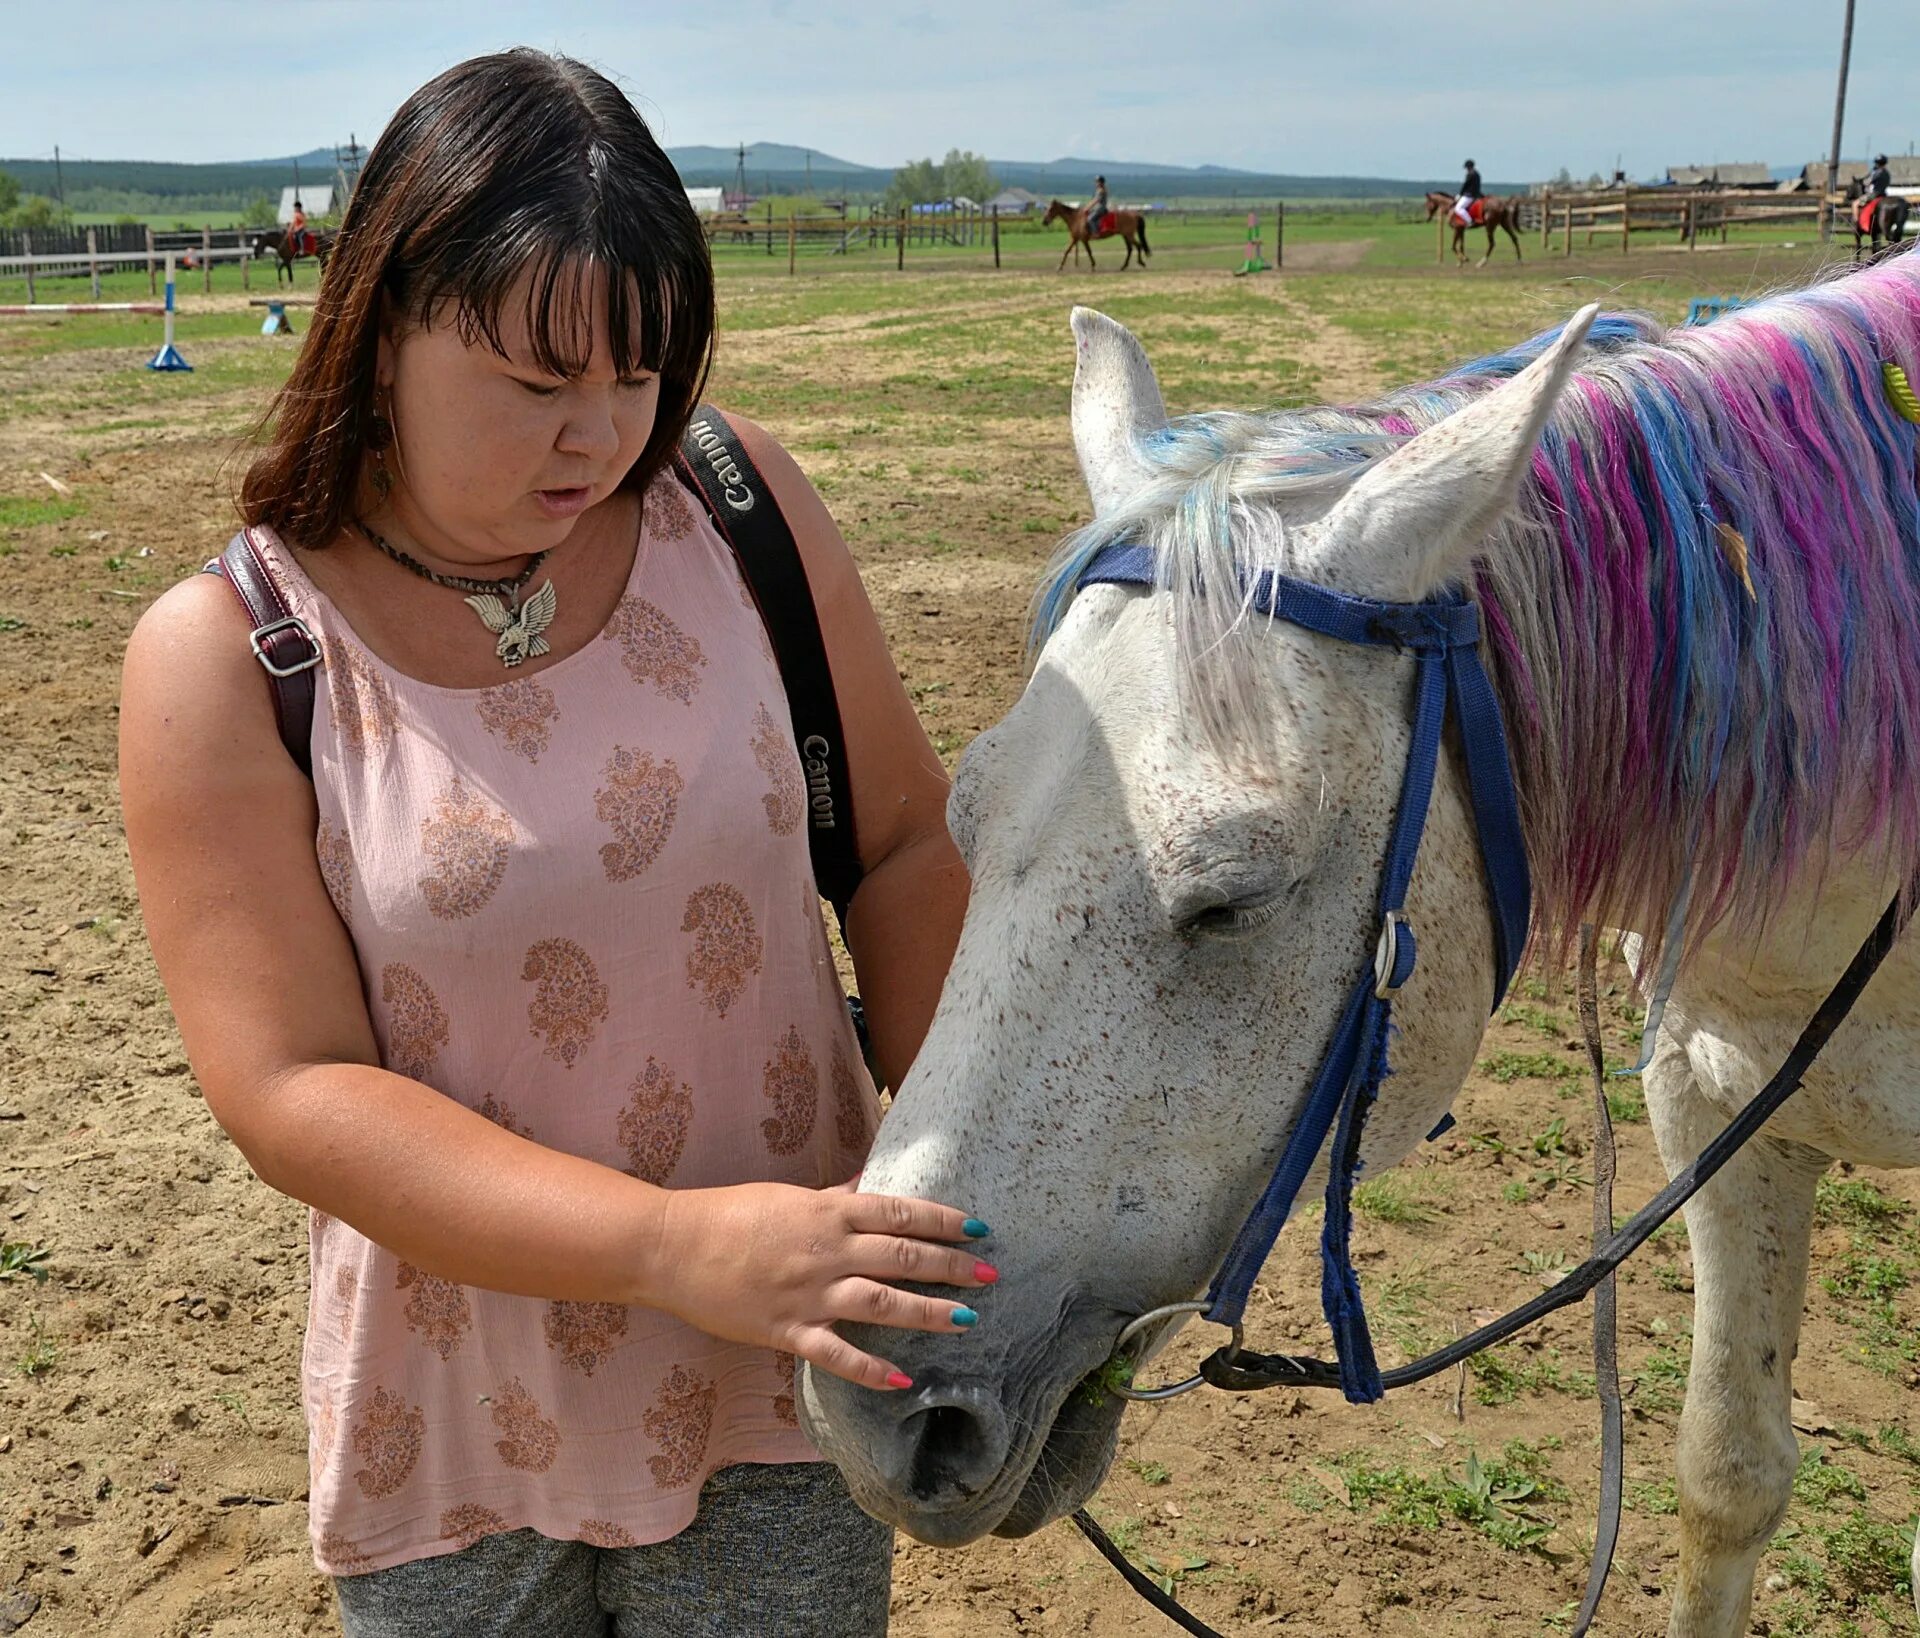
top-left (1574, 928), bottom-right (1623, 1636)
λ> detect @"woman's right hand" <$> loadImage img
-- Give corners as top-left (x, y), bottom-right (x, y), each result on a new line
top-left (650, 1182), bottom-right (996, 1391)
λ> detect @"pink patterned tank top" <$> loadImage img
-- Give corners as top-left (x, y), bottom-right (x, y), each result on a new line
top-left (247, 475), bottom-right (879, 1577)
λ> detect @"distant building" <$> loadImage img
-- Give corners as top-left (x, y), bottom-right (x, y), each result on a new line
top-left (1664, 163), bottom-right (1773, 190)
top-left (985, 186), bottom-right (1043, 214)
top-left (684, 186), bottom-right (725, 215)
top-left (278, 185), bottom-right (338, 223)
top-left (1793, 156), bottom-right (1920, 193)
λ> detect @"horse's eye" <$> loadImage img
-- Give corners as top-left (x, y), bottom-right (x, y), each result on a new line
top-left (1181, 898), bottom-right (1286, 941)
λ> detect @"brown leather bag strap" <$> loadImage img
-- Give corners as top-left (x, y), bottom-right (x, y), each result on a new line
top-left (201, 528), bottom-right (322, 776)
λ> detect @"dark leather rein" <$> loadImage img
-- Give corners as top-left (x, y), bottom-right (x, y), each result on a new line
top-left (1058, 545), bottom-right (1912, 1636)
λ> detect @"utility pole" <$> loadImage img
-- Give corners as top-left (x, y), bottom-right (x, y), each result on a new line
top-left (333, 132), bottom-right (366, 210)
top-left (52, 144), bottom-right (66, 210)
top-left (1822, 0), bottom-right (1856, 242)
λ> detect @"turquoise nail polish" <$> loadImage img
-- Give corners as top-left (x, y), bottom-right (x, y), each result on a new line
top-left (951, 1306), bottom-right (979, 1328)
top-left (962, 1218), bottom-right (991, 1239)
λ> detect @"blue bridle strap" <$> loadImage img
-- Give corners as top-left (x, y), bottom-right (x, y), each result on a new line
top-left (1077, 542), bottom-right (1532, 1402)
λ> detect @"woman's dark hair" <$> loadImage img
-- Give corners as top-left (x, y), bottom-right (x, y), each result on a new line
top-left (242, 49), bottom-right (714, 545)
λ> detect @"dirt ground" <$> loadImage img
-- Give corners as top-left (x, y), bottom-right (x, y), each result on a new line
top-left (3, 253), bottom-right (1918, 1638)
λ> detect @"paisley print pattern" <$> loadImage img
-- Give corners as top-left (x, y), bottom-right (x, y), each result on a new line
top-left (646, 476), bottom-right (696, 541)
top-left (476, 677), bottom-right (559, 763)
top-left (418, 777), bottom-right (514, 920)
top-left (543, 1300), bottom-right (629, 1376)
top-left (380, 964), bottom-right (449, 1083)
top-left (832, 1039), bottom-right (874, 1155)
top-left (522, 938), bottom-right (609, 1068)
top-left (604, 596), bottom-right (707, 703)
top-left (682, 884), bottom-right (763, 1017)
top-left (595, 746), bottom-right (683, 883)
top-left (489, 1378), bottom-right (560, 1473)
top-left (440, 1503), bottom-right (509, 1551)
top-left (324, 636), bottom-right (399, 755)
top-left (761, 1027), bottom-right (819, 1156)
top-left (773, 1350), bottom-right (799, 1428)
top-left (315, 820), bottom-right (353, 925)
top-left (751, 704), bottom-right (804, 835)
top-left (616, 1056), bottom-right (694, 1186)
top-left (394, 1261), bottom-right (471, 1361)
top-left (318, 1531), bottom-right (372, 1574)
top-left (350, 1387), bottom-right (424, 1501)
top-left (333, 1266), bottom-right (359, 1337)
top-left (578, 1519), bottom-right (640, 1548)
top-left (642, 1365), bottom-right (717, 1488)
top-left (310, 1395), bottom-right (339, 1481)
top-left (477, 1092), bottom-right (534, 1140)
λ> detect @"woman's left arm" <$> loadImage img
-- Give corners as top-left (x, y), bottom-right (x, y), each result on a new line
top-left (733, 416), bottom-right (969, 1089)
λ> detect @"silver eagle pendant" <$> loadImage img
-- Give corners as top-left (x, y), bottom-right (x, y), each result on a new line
top-left (463, 579), bottom-right (558, 668)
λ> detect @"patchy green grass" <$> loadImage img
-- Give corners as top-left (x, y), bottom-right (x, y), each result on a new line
top-left (0, 494), bottom-right (85, 531)
top-left (1470, 1345), bottom-right (1597, 1406)
top-left (1337, 1440), bottom-right (1568, 1554)
top-left (1479, 1051), bottom-right (1582, 1085)
top-left (1353, 1173), bottom-right (1438, 1225)
top-left (1815, 1177), bottom-right (1910, 1233)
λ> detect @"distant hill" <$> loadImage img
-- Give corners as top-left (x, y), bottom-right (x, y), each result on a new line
top-left (0, 145), bottom-right (1502, 217)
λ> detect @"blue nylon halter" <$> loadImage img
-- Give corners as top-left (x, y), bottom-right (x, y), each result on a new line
top-left (1078, 542), bottom-right (1532, 1402)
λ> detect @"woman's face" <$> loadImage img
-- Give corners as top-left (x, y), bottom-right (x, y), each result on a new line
top-left (376, 261), bottom-right (662, 565)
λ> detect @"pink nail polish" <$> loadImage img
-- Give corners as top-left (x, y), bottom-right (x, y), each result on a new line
top-left (974, 1262), bottom-right (1000, 1284)
top-left (886, 1371), bottom-right (914, 1390)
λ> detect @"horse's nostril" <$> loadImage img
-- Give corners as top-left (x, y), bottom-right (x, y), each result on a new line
top-left (904, 1399), bottom-right (1002, 1503)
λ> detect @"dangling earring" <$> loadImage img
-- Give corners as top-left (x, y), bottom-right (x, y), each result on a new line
top-left (368, 389), bottom-right (394, 498)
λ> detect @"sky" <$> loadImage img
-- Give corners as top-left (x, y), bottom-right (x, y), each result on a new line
top-left (1, 1), bottom-right (1912, 183)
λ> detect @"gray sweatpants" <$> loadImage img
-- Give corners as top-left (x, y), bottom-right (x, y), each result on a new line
top-left (333, 1462), bottom-right (894, 1637)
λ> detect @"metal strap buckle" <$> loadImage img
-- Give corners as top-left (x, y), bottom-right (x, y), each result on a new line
top-left (1373, 909), bottom-right (1412, 999)
top-left (248, 615), bottom-right (321, 679)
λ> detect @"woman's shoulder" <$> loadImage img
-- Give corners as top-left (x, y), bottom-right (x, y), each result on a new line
top-left (123, 557), bottom-right (288, 765)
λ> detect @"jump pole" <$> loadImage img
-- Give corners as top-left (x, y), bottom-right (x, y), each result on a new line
top-left (0, 302), bottom-right (166, 316)
top-left (147, 254), bottom-right (192, 372)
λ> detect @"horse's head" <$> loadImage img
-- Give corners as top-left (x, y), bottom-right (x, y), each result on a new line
top-left (802, 305), bottom-right (1594, 1544)
top-left (1043, 200), bottom-right (1070, 227)
top-left (1424, 192), bottom-right (1449, 219)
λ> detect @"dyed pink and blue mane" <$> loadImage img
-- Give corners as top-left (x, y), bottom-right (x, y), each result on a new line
top-left (1037, 259), bottom-right (1920, 958)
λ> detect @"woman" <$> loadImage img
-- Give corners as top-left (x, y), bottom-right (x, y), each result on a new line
top-left (120, 49), bottom-right (980, 1637)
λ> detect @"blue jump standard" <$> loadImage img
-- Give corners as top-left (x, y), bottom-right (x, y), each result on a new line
top-left (259, 302), bottom-right (295, 336)
top-left (146, 277), bottom-right (192, 370)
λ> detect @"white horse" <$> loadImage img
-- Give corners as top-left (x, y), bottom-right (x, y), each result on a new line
top-left (802, 269), bottom-right (1920, 1635)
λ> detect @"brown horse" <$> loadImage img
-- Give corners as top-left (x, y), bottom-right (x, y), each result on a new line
top-left (1424, 191), bottom-right (1524, 266)
top-left (249, 226), bottom-right (334, 287)
top-left (1042, 199), bottom-right (1151, 271)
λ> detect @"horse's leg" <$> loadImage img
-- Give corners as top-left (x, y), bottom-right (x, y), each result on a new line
top-left (1058, 237), bottom-right (1075, 272)
top-left (1476, 224), bottom-right (1494, 267)
top-left (1506, 219), bottom-right (1523, 262)
top-left (1645, 1033), bottom-right (1826, 1638)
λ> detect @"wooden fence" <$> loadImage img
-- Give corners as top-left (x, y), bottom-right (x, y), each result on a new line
top-left (0, 227), bottom-right (260, 300)
top-left (1530, 188), bottom-right (1836, 256)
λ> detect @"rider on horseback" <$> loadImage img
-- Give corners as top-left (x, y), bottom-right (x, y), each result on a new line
top-left (1087, 176), bottom-right (1110, 237)
top-left (1859, 155), bottom-right (1892, 236)
top-left (290, 196), bottom-right (311, 259)
top-left (1452, 159), bottom-right (1482, 227)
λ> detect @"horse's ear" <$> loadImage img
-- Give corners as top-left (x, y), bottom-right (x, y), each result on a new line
top-left (1071, 307), bottom-right (1166, 516)
top-left (1307, 304), bottom-right (1598, 599)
